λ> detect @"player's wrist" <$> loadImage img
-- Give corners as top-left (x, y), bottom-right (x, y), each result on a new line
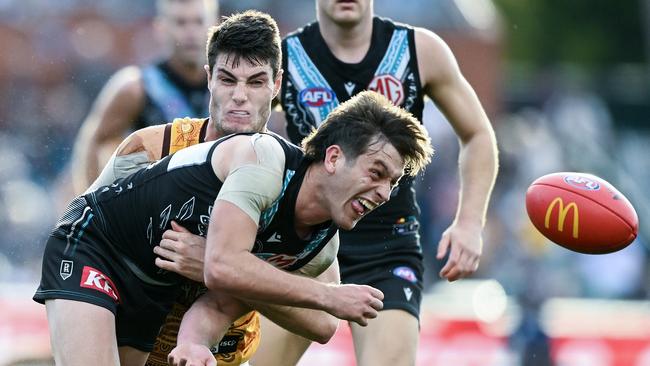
top-left (317, 282), bottom-right (337, 313)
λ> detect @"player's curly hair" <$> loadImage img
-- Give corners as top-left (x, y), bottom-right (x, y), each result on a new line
top-left (302, 90), bottom-right (433, 176)
top-left (206, 10), bottom-right (281, 77)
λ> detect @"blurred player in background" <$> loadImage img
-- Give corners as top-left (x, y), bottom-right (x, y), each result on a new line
top-left (253, 0), bottom-right (499, 365)
top-left (71, 0), bottom-right (218, 194)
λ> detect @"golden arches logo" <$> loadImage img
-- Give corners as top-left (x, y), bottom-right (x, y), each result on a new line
top-left (544, 197), bottom-right (579, 238)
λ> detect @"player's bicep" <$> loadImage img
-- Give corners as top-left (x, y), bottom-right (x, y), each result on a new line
top-left (91, 67), bottom-right (145, 142)
top-left (206, 199), bottom-right (259, 262)
top-left (415, 28), bottom-right (488, 141)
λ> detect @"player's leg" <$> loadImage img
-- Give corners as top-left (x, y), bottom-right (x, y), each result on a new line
top-left (345, 263), bottom-right (423, 366)
top-left (350, 309), bottom-right (419, 366)
top-left (119, 347), bottom-right (151, 366)
top-left (250, 315), bottom-right (313, 366)
top-left (45, 299), bottom-right (120, 365)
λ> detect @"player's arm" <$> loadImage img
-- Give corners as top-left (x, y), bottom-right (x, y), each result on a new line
top-left (86, 124), bottom-right (166, 192)
top-left (415, 28), bottom-right (498, 281)
top-left (170, 289), bottom-right (251, 366)
top-left (245, 238), bottom-right (341, 344)
top-left (155, 225), bottom-right (340, 342)
top-left (205, 135), bottom-right (381, 321)
top-left (71, 66), bottom-right (145, 194)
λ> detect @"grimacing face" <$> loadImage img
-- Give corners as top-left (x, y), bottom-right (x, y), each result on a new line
top-left (317, 0), bottom-right (372, 27)
top-left (325, 140), bottom-right (404, 230)
top-left (156, 0), bottom-right (216, 66)
top-left (206, 54), bottom-right (282, 136)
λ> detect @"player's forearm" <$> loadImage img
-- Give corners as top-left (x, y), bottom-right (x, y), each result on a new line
top-left (205, 252), bottom-right (334, 312)
top-left (248, 300), bottom-right (338, 344)
top-left (455, 128), bottom-right (498, 226)
top-left (178, 290), bottom-right (248, 346)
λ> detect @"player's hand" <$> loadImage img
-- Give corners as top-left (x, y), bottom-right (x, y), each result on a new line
top-left (325, 284), bottom-right (384, 326)
top-left (168, 343), bottom-right (215, 366)
top-left (154, 221), bottom-right (206, 282)
top-left (436, 221), bottom-right (483, 282)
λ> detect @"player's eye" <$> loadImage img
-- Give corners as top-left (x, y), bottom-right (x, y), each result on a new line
top-left (219, 77), bottom-right (235, 85)
top-left (249, 79), bottom-right (265, 87)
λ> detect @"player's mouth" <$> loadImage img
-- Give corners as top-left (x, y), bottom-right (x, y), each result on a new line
top-left (227, 110), bottom-right (250, 118)
top-left (351, 197), bottom-right (378, 217)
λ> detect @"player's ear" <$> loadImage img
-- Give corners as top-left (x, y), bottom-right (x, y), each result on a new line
top-left (272, 69), bottom-right (283, 99)
top-left (323, 145), bottom-right (343, 174)
top-left (204, 64), bottom-right (212, 84)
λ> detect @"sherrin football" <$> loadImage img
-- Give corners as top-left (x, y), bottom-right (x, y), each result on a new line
top-left (525, 172), bottom-right (638, 254)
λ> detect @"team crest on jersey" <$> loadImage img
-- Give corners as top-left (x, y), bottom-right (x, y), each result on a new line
top-left (368, 74), bottom-right (404, 106)
top-left (392, 266), bottom-right (417, 284)
top-left (59, 260), bottom-right (73, 280)
top-left (299, 87), bottom-right (336, 107)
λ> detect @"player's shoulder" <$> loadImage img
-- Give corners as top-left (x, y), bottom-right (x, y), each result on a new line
top-left (103, 65), bottom-right (145, 100)
top-left (116, 124), bottom-right (166, 158)
top-left (375, 16), bottom-right (414, 32)
top-left (283, 20), bottom-right (318, 42)
top-left (217, 133), bottom-right (283, 158)
top-left (413, 26), bottom-right (458, 83)
top-left (413, 26), bottom-right (450, 51)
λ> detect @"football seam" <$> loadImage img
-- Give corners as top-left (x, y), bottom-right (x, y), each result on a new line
top-left (532, 182), bottom-right (637, 234)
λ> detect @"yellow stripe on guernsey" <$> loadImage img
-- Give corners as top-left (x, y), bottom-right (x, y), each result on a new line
top-left (169, 117), bottom-right (205, 154)
top-left (146, 117), bottom-right (262, 366)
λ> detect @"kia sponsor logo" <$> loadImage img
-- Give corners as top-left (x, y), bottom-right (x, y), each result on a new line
top-left (80, 266), bottom-right (120, 302)
top-left (299, 87), bottom-right (336, 107)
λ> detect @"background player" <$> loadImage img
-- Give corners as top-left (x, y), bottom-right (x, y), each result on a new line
top-left (71, 0), bottom-right (218, 193)
top-left (253, 1), bottom-right (499, 365)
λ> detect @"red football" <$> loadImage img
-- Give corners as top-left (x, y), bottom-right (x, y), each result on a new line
top-left (525, 172), bottom-right (638, 254)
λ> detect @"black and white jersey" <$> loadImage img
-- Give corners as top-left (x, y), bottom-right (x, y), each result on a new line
top-left (56, 133), bottom-right (337, 285)
top-left (281, 17), bottom-right (425, 265)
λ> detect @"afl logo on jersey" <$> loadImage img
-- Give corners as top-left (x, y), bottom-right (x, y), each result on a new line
top-left (299, 87), bottom-right (336, 107)
top-left (368, 74), bottom-right (404, 106)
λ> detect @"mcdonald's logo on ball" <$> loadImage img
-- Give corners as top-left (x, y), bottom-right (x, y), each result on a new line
top-left (544, 197), bottom-right (579, 239)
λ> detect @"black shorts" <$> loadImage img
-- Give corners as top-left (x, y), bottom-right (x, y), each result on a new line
top-left (33, 198), bottom-right (180, 351)
top-left (341, 260), bottom-right (423, 320)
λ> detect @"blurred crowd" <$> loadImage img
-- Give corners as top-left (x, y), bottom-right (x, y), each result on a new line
top-left (1, 0), bottom-right (648, 316)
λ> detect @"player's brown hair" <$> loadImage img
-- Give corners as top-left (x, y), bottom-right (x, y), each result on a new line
top-left (206, 10), bottom-right (281, 77)
top-left (302, 90), bottom-right (433, 176)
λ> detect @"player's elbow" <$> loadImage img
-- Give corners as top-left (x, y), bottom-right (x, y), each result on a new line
top-left (204, 257), bottom-right (236, 291)
top-left (313, 317), bottom-right (338, 344)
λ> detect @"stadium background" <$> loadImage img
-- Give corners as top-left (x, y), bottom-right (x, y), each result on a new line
top-left (1, 0), bottom-right (649, 365)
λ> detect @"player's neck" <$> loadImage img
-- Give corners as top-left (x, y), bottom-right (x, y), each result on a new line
top-left (294, 165), bottom-right (331, 236)
top-left (319, 16), bottom-right (373, 64)
top-left (166, 58), bottom-right (206, 85)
